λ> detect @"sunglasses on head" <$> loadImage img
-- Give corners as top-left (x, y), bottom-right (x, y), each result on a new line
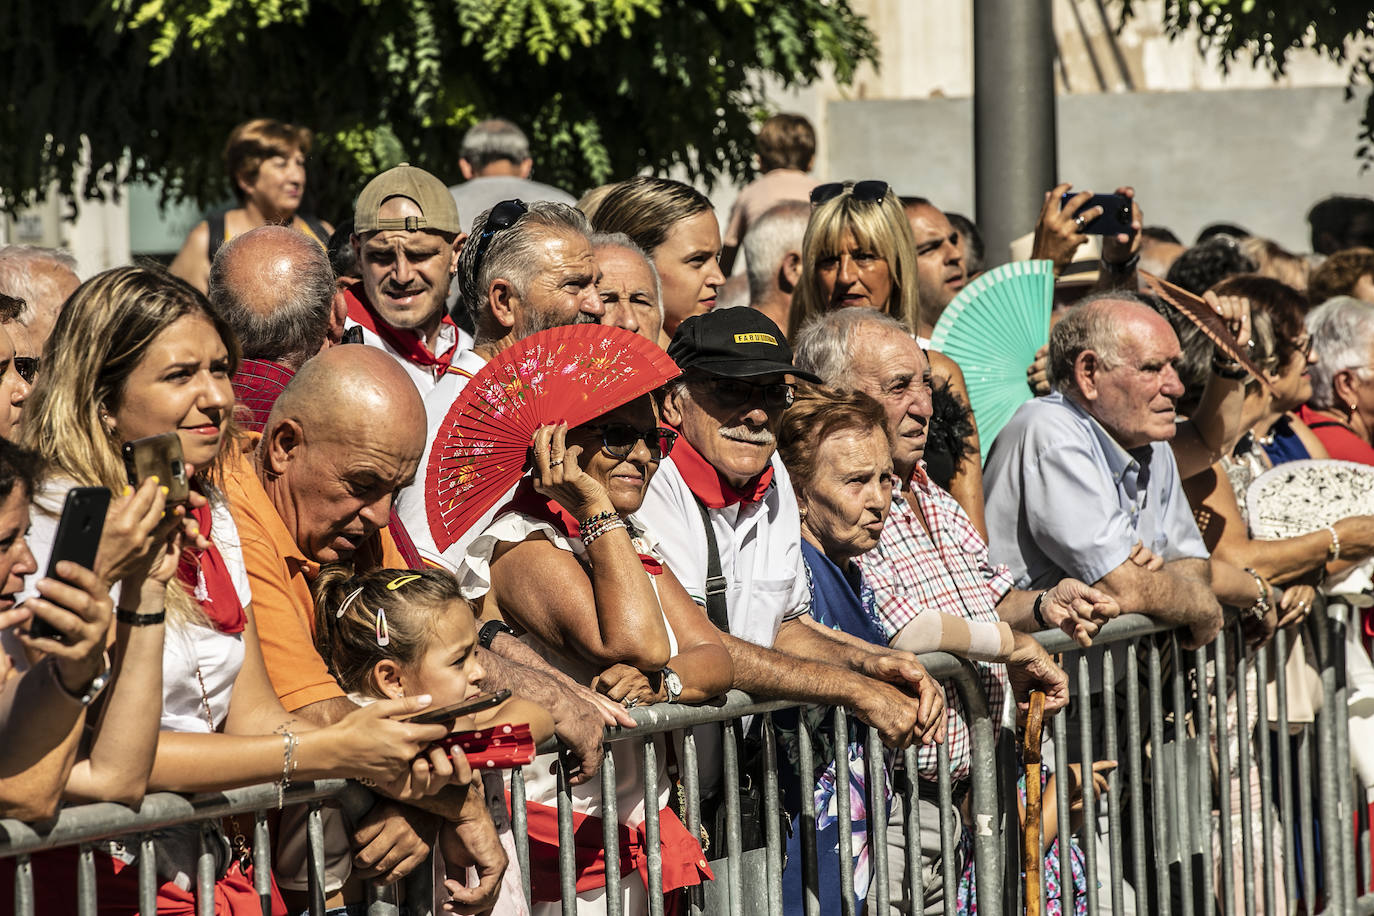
top-left (585, 424), bottom-right (678, 460)
top-left (695, 376), bottom-right (796, 410)
top-left (470, 199), bottom-right (529, 281)
top-left (810, 180), bottom-right (890, 208)
top-left (11, 357), bottom-right (37, 385)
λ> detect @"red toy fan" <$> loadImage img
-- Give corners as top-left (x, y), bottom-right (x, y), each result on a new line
top-left (425, 325), bottom-right (681, 552)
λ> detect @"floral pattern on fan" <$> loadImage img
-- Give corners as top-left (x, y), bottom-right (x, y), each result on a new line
top-left (1245, 459), bottom-right (1374, 540)
top-left (426, 325), bottom-right (681, 553)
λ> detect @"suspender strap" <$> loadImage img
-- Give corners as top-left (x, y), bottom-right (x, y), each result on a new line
top-left (693, 497), bottom-right (731, 635)
top-left (1305, 419), bottom-right (1346, 431)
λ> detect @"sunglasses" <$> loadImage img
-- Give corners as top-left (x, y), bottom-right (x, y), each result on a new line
top-left (810, 180), bottom-right (890, 208)
top-left (470, 199), bottom-right (529, 281)
top-left (586, 424), bottom-right (678, 460)
top-left (11, 357), bottom-right (37, 385)
top-left (695, 376), bottom-right (796, 410)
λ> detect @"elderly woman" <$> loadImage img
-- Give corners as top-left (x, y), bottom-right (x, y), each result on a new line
top-left (786, 179), bottom-right (986, 534)
top-left (591, 176), bottom-right (726, 347)
top-left (170, 119), bottom-right (334, 293)
top-left (458, 392), bottom-right (731, 915)
top-left (1300, 296), bottom-right (1374, 464)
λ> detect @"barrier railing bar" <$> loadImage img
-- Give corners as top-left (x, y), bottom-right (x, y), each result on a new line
top-left (1215, 626), bottom-right (1240, 916)
top-left (643, 737), bottom-right (664, 916)
top-left (602, 745), bottom-right (623, 916)
top-left (1192, 642), bottom-right (1214, 914)
top-left (306, 802), bottom-right (326, 916)
top-left (936, 739), bottom-right (955, 916)
top-left (1253, 629), bottom-right (1276, 916)
top-left (1169, 635), bottom-right (1196, 916)
top-left (1051, 699), bottom-right (1072, 916)
top-left (78, 842), bottom-right (97, 916)
top-left (252, 810), bottom-right (270, 916)
top-left (1271, 624), bottom-right (1298, 912)
top-left (722, 719), bottom-right (744, 916)
top-left (1124, 638), bottom-right (1148, 916)
top-left (1315, 601), bottom-right (1349, 915)
top-left (1077, 652), bottom-right (1099, 916)
top-left (555, 757), bottom-right (576, 916)
top-left (1296, 724), bottom-right (1317, 909)
top-left (832, 705), bottom-right (856, 916)
top-left (902, 743), bottom-right (920, 916)
top-left (763, 714), bottom-right (784, 916)
top-left (1147, 638), bottom-right (1172, 916)
top-left (682, 728), bottom-right (703, 916)
top-left (510, 762), bottom-right (531, 906)
top-left (865, 723), bottom-right (889, 916)
top-left (799, 719), bottom-right (820, 916)
top-left (12, 853), bottom-right (33, 915)
top-left (1100, 646), bottom-right (1125, 916)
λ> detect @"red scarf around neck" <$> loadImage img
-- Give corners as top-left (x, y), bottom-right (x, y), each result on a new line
top-left (667, 427), bottom-right (774, 509)
top-left (176, 496), bottom-right (246, 635)
top-left (343, 282), bottom-right (458, 372)
top-left (501, 479), bottom-right (662, 575)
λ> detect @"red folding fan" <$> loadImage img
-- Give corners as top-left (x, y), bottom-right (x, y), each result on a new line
top-left (425, 325), bottom-right (681, 552)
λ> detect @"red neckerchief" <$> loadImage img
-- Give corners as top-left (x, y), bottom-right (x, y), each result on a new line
top-left (175, 492), bottom-right (246, 635)
top-left (668, 427), bottom-right (774, 509)
top-left (343, 282), bottom-right (458, 372)
top-left (501, 478), bottom-right (663, 575)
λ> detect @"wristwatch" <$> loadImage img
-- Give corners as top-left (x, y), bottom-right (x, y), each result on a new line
top-left (478, 619), bottom-right (518, 651)
top-left (660, 666), bottom-right (683, 704)
top-left (51, 654), bottom-right (111, 708)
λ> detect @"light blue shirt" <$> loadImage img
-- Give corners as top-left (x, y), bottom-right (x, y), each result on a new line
top-left (983, 391), bottom-right (1208, 590)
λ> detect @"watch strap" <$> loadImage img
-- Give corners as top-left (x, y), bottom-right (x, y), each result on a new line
top-left (478, 619), bottom-right (518, 651)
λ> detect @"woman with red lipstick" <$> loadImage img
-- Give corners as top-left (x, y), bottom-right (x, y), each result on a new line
top-left (13, 266), bottom-right (466, 914)
top-left (170, 119), bottom-right (334, 294)
top-left (458, 392), bottom-right (732, 915)
top-left (592, 177), bottom-right (726, 349)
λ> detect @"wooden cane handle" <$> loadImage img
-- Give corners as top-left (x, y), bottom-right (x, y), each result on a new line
top-left (1023, 689), bottom-right (1047, 916)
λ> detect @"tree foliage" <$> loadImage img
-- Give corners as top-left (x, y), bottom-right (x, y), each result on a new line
top-left (1121, 1), bottom-right (1374, 162)
top-left (0, 0), bottom-right (877, 219)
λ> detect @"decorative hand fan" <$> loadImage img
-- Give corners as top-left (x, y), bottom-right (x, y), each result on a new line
top-left (1139, 271), bottom-right (1275, 396)
top-left (425, 325), bottom-right (681, 552)
top-left (1246, 459), bottom-right (1374, 539)
top-left (928, 259), bottom-right (1054, 461)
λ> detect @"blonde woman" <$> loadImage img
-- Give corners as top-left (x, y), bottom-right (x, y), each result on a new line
top-left (16, 265), bottom-right (460, 915)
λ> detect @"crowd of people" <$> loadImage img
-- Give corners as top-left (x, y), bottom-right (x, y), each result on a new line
top-left (1, 110), bottom-right (1373, 916)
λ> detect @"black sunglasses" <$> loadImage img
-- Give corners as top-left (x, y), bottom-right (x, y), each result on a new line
top-left (810, 180), bottom-right (890, 208)
top-left (11, 357), bottom-right (37, 385)
top-left (695, 376), bottom-right (796, 410)
top-left (470, 199), bottom-right (529, 281)
top-left (586, 424), bottom-right (678, 460)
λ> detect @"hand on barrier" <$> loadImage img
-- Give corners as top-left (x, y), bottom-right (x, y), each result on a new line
top-left (859, 651), bottom-right (947, 746)
top-left (317, 694), bottom-right (456, 797)
top-left (548, 687), bottom-right (615, 785)
top-left (1040, 578), bottom-right (1121, 647)
top-left (1276, 583), bottom-right (1317, 630)
top-left (1007, 632), bottom-right (1069, 713)
top-left (351, 800), bottom-right (437, 885)
top-left (438, 787), bottom-right (509, 914)
top-left (593, 662), bottom-right (663, 707)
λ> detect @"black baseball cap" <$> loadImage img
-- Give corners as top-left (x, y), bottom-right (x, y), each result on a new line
top-left (667, 309), bottom-right (821, 382)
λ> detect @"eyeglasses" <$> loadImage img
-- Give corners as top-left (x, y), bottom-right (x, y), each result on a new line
top-left (586, 424), bottom-right (678, 460)
top-left (470, 199), bottom-right (529, 281)
top-left (694, 376), bottom-right (796, 410)
top-left (810, 180), bottom-right (890, 208)
top-left (11, 357), bottom-right (37, 385)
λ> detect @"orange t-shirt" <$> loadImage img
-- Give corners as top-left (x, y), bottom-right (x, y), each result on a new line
top-left (222, 433), bottom-right (405, 711)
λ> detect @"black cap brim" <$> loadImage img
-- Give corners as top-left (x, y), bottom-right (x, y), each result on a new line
top-left (684, 356), bottom-right (822, 384)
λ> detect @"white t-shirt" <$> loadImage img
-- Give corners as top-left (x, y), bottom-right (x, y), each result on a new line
top-left (13, 479), bottom-right (253, 732)
top-left (394, 348), bottom-right (518, 571)
top-left (637, 451), bottom-right (810, 649)
top-left (343, 317), bottom-right (473, 399)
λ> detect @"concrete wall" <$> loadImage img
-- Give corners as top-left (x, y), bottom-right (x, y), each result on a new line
top-left (826, 86), bottom-right (1374, 259)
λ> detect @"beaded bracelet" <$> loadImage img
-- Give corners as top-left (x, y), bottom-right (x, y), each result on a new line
top-left (581, 515), bottom-right (626, 548)
top-left (1327, 525), bottom-right (1342, 562)
top-left (579, 509), bottom-right (619, 532)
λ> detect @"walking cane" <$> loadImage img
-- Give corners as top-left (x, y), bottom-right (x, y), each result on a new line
top-left (1023, 689), bottom-right (1047, 916)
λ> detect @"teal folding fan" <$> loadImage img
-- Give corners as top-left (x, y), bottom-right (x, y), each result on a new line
top-left (928, 259), bottom-right (1054, 462)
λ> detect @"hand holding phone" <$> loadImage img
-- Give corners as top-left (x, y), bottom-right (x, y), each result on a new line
top-left (121, 432), bottom-right (190, 506)
top-left (28, 488), bottom-right (110, 643)
top-left (1060, 191), bottom-right (1133, 238)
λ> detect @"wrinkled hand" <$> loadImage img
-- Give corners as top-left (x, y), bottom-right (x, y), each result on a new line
top-left (859, 651), bottom-right (946, 746)
top-left (548, 686), bottom-right (611, 785)
top-left (1040, 578), bottom-right (1121, 647)
top-left (1276, 584), bottom-right (1317, 630)
top-left (1031, 183), bottom-right (1092, 275)
top-left (438, 783), bottom-right (508, 914)
top-left (1128, 542), bottom-right (1165, 572)
top-left (351, 801), bottom-right (438, 885)
top-left (531, 422), bottom-right (608, 521)
top-left (1064, 760), bottom-right (1116, 814)
top-left (1100, 186), bottom-right (1141, 264)
top-left (1026, 345), bottom-right (1051, 396)
top-left (593, 662), bottom-right (663, 707)
top-left (20, 562), bottom-right (114, 692)
top-left (1007, 632), bottom-right (1069, 713)
top-left (1202, 290), bottom-right (1253, 354)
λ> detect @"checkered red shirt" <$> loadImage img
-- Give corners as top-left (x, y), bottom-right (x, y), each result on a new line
top-left (856, 465), bottom-right (1011, 783)
top-left (231, 359), bottom-right (296, 434)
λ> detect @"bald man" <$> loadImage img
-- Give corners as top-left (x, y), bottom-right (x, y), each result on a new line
top-left (210, 225), bottom-right (348, 431)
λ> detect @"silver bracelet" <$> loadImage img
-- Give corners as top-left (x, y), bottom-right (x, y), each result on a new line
top-left (278, 731), bottom-right (298, 808)
top-left (1327, 525), bottom-right (1342, 562)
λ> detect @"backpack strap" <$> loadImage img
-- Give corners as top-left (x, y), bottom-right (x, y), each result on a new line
top-left (206, 209), bottom-right (228, 260)
top-left (299, 212), bottom-right (331, 247)
top-left (693, 497), bottom-right (730, 635)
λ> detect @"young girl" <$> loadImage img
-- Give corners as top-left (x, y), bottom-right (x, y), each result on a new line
top-left (314, 565), bottom-right (553, 915)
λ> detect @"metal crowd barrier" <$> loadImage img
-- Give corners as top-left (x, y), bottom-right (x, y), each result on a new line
top-left (1, 607), bottom-right (1365, 916)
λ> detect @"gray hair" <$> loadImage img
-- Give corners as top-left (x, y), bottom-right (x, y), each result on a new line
top-left (208, 226), bottom-right (334, 368)
top-left (0, 244), bottom-right (79, 323)
top-left (589, 232), bottom-right (664, 320)
top-left (460, 119), bottom-right (531, 171)
top-left (460, 201), bottom-right (591, 339)
top-left (743, 201), bottom-right (810, 305)
top-left (794, 308), bottom-right (909, 387)
top-left (1306, 295), bottom-right (1374, 408)
top-left (1047, 291), bottom-right (1147, 392)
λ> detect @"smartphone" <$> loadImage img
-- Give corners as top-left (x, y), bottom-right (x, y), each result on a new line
top-left (28, 487), bottom-right (111, 642)
top-left (121, 432), bottom-right (190, 505)
top-left (1061, 191), bottom-right (1133, 237)
top-left (403, 689), bottom-right (512, 725)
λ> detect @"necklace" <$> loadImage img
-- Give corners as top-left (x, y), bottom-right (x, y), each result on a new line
top-left (195, 664), bottom-right (252, 869)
